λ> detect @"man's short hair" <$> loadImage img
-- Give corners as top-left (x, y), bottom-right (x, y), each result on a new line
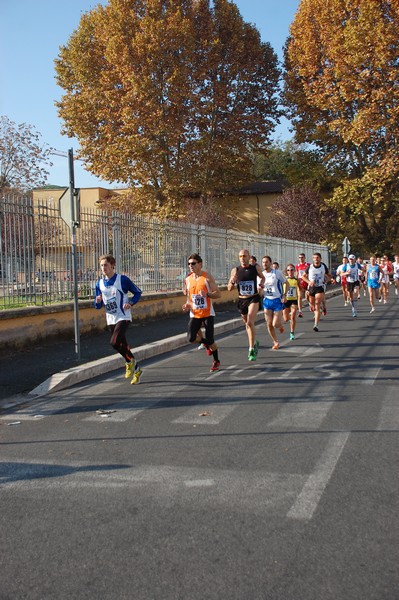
top-left (99, 254), bottom-right (116, 266)
top-left (188, 253), bottom-right (202, 263)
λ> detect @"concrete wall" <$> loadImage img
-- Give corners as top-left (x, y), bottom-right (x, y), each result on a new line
top-left (0, 288), bottom-right (234, 352)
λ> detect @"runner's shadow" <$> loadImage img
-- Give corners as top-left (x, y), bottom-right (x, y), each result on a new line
top-left (0, 462), bottom-right (130, 484)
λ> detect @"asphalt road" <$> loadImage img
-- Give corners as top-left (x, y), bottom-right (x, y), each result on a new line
top-left (1, 293), bottom-right (399, 600)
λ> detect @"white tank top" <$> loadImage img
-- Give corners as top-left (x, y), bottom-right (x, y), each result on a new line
top-left (100, 274), bottom-right (132, 325)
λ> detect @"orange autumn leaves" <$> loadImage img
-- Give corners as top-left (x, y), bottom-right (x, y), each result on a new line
top-left (284, 0), bottom-right (399, 254)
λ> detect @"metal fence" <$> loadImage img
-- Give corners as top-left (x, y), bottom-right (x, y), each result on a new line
top-left (0, 195), bottom-right (329, 307)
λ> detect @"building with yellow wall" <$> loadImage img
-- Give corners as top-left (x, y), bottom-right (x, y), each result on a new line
top-left (33, 181), bottom-right (283, 234)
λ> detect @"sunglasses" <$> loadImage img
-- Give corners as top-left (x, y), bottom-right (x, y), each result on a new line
top-left (188, 261), bottom-right (197, 266)
top-left (287, 268), bottom-right (295, 271)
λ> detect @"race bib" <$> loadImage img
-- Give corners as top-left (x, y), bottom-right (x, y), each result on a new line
top-left (105, 296), bottom-right (118, 314)
top-left (346, 268), bottom-right (356, 283)
top-left (370, 271), bottom-right (378, 280)
top-left (313, 275), bottom-right (322, 286)
top-left (286, 286), bottom-right (296, 298)
top-left (239, 281), bottom-right (255, 296)
top-left (192, 294), bottom-right (207, 309)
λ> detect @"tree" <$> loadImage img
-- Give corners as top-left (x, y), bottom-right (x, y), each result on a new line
top-left (0, 116), bottom-right (53, 193)
top-left (55, 0), bottom-right (281, 218)
top-left (283, 0), bottom-right (399, 254)
top-left (267, 184), bottom-right (337, 244)
top-left (253, 140), bottom-right (337, 191)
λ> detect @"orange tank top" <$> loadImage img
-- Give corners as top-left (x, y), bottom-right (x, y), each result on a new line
top-left (185, 272), bottom-right (215, 319)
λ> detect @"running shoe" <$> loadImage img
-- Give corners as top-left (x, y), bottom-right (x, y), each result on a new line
top-left (378, 297), bottom-right (382, 302)
top-left (383, 299), bottom-right (387, 304)
top-left (352, 309), bottom-right (357, 317)
top-left (290, 332), bottom-right (295, 341)
top-left (395, 289), bottom-right (398, 296)
top-left (254, 340), bottom-right (260, 356)
top-left (370, 307), bottom-right (375, 313)
top-left (248, 349), bottom-right (257, 361)
top-left (272, 342), bottom-right (280, 350)
top-left (298, 311), bottom-right (303, 318)
top-left (313, 325), bottom-right (319, 332)
top-left (131, 367), bottom-right (143, 385)
top-left (210, 360), bottom-right (220, 371)
top-left (125, 360), bottom-right (135, 379)
top-left (322, 306), bottom-right (327, 316)
top-left (199, 342), bottom-right (212, 355)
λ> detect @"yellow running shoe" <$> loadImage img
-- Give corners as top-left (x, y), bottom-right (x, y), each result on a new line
top-left (125, 360), bottom-right (135, 379)
top-left (131, 368), bottom-right (143, 385)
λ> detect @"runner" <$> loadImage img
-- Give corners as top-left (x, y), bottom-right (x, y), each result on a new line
top-left (183, 253), bottom-right (221, 372)
top-left (301, 252), bottom-right (332, 332)
top-left (366, 256), bottom-right (383, 313)
top-left (341, 254), bottom-right (363, 317)
top-left (392, 254), bottom-right (399, 296)
top-left (228, 249), bottom-right (264, 361)
top-left (336, 256), bottom-right (350, 306)
top-left (295, 253), bottom-right (311, 317)
top-left (379, 257), bottom-right (392, 304)
top-left (94, 254), bottom-right (143, 384)
top-left (262, 255), bottom-right (286, 349)
top-left (283, 263), bottom-right (299, 340)
top-left (249, 256), bottom-right (258, 266)
top-left (356, 257), bottom-right (367, 298)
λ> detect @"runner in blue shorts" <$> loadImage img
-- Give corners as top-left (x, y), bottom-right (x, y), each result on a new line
top-left (261, 255), bottom-right (286, 350)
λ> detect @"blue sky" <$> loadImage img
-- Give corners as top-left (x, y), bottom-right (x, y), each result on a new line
top-left (1, 0), bottom-right (300, 188)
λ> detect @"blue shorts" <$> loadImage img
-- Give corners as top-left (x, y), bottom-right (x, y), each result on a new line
top-left (263, 297), bottom-right (285, 312)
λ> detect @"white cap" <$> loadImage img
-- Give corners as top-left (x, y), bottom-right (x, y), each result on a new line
top-left (348, 254), bottom-right (356, 259)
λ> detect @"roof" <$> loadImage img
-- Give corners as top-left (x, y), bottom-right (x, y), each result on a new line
top-left (238, 181), bottom-right (286, 195)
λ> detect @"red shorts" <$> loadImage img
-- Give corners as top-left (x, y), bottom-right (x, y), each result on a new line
top-left (299, 279), bottom-right (308, 291)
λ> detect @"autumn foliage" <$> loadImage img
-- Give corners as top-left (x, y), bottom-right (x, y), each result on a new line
top-left (284, 0), bottom-right (399, 254)
top-left (267, 185), bottom-right (336, 244)
top-left (0, 116), bottom-right (53, 193)
top-left (55, 0), bottom-right (281, 219)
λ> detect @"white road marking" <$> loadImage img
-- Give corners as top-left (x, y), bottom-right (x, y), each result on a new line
top-left (267, 401), bottom-right (334, 430)
top-left (184, 479), bottom-right (214, 487)
top-left (287, 432), bottom-right (350, 521)
top-left (361, 367), bottom-right (381, 385)
top-left (276, 364), bottom-right (302, 379)
top-left (279, 344), bottom-right (324, 356)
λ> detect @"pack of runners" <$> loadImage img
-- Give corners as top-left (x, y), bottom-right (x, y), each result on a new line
top-left (94, 250), bottom-right (398, 380)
